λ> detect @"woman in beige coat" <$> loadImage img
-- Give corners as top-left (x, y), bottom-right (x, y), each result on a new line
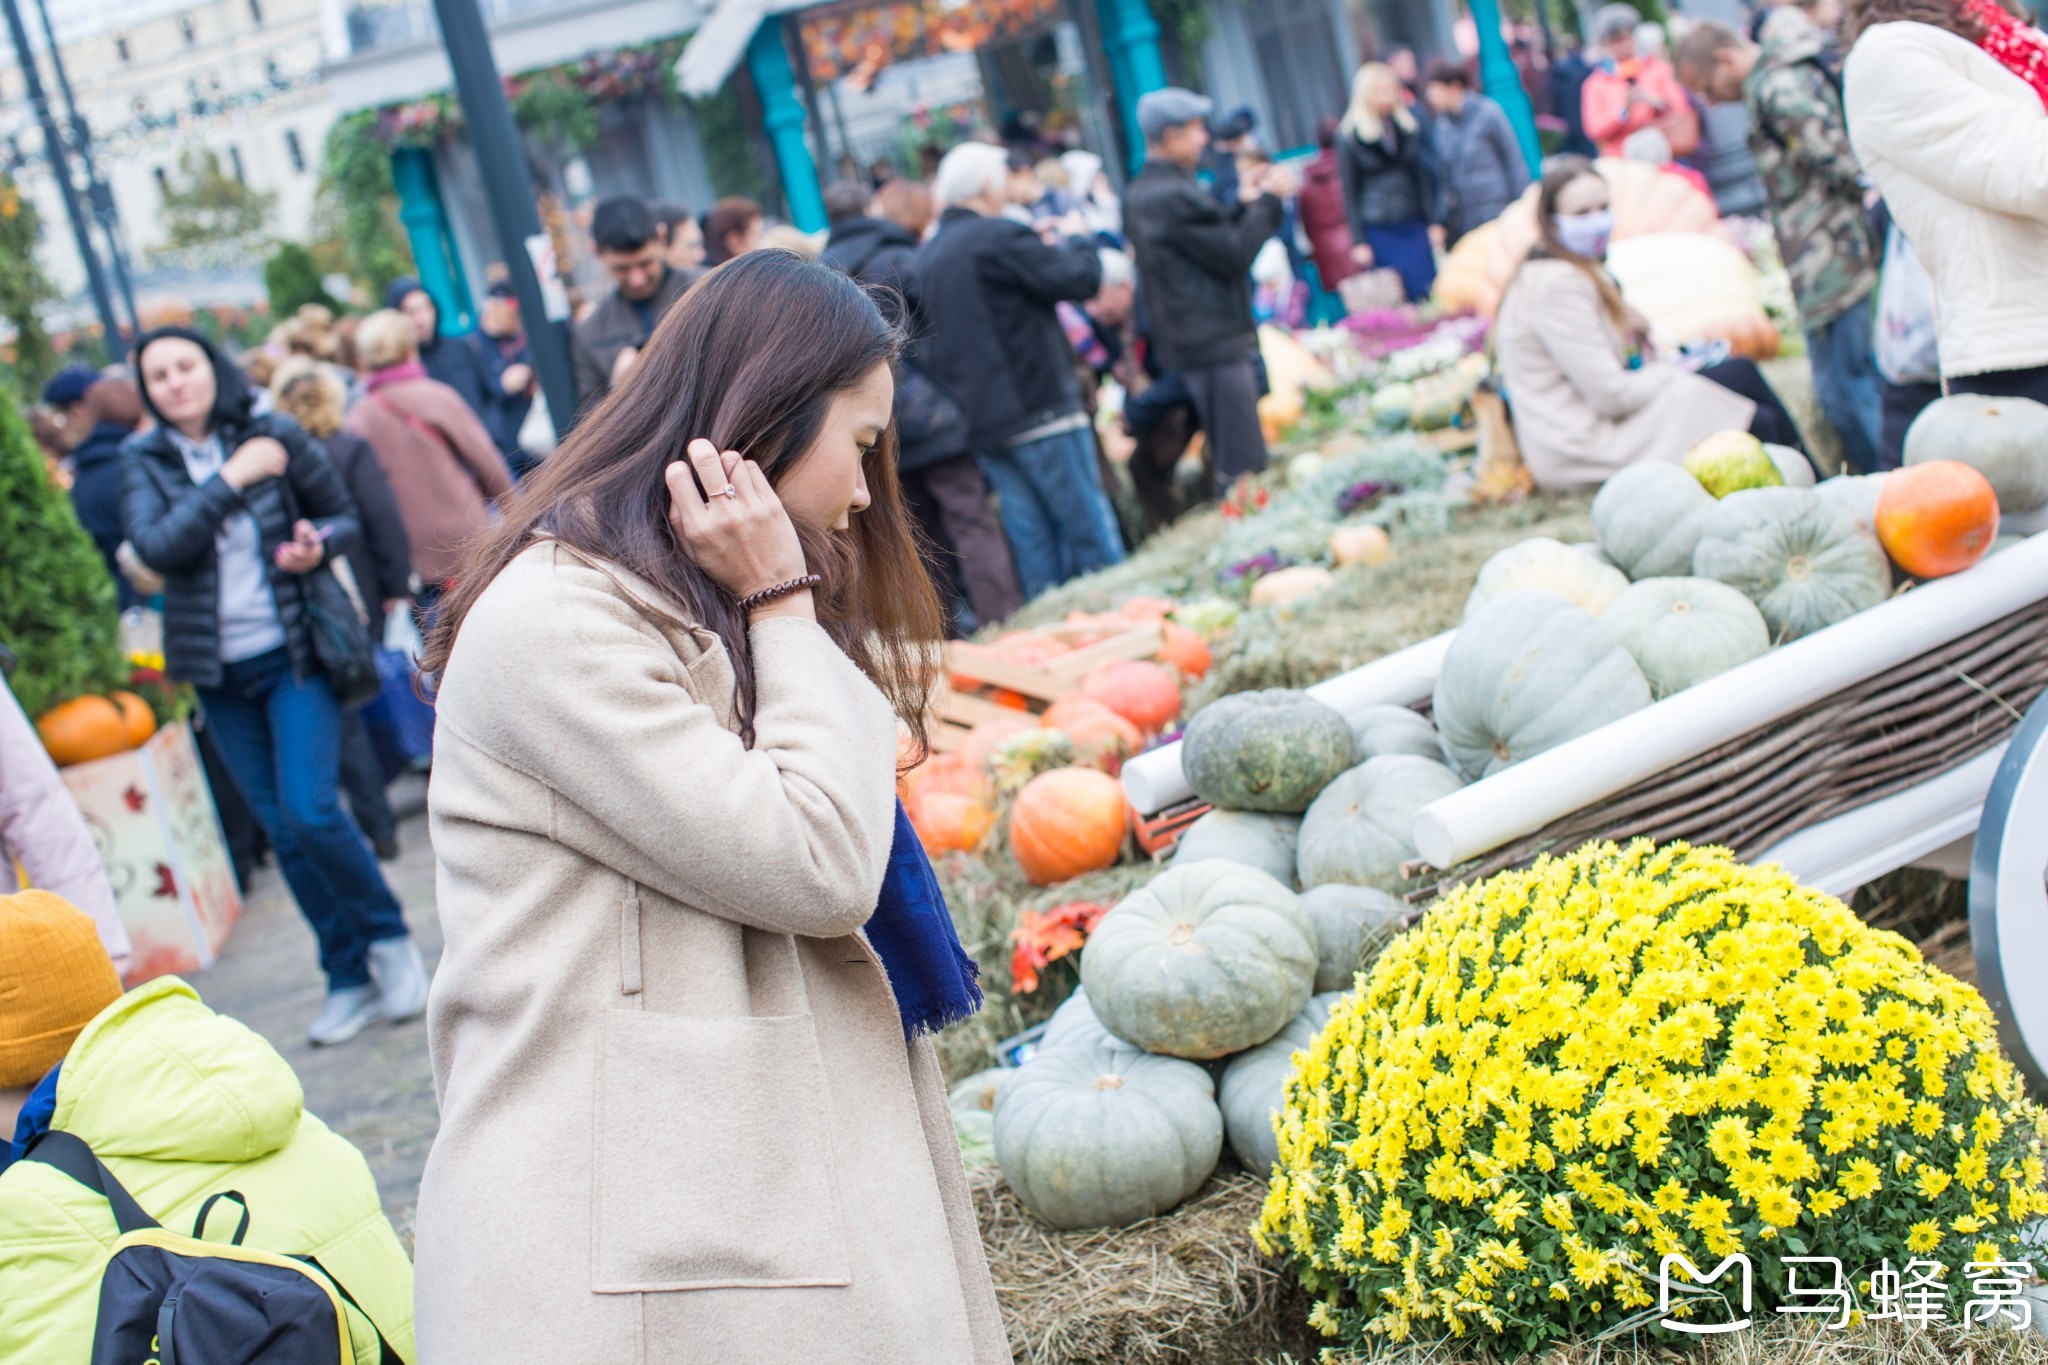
top-left (1495, 158), bottom-right (1802, 489)
top-left (412, 252), bottom-right (1006, 1363)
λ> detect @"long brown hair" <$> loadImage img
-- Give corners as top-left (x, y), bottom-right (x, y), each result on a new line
top-left (422, 249), bottom-right (943, 750)
top-left (1509, 156), bottom-right (1631, 332)
top-left (1842, 0), bottom-right (2006, 45)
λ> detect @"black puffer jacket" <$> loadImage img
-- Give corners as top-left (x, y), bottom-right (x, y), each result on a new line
top-left (67, 421), bottom-right (137, 607)
top-left (1338, 121), bottom-right (1440, 236)
top-left (122, 410), bottom-right (361, 689)
top-left (823, 215), bottom-right (971, 469)
top-left (916, 208), bottom-right (1102, 450)
top-left (1123, 159), bottom-right (1284, 372)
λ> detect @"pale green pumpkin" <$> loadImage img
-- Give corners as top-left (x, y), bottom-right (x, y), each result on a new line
top-left (1179, 689), bottom-right (1357, 814)
top-left (1601, 576), bottom-right (1772, 700)
top-left (1904, 393), bottom-right (2048, 513)
top-left (1170, 809), bottom-right (1302, 887)
top-left (1464, 536), bottom-right (1630, 619)
top-left (1296, 755), bottom-right (1463, 891)
top-left (1298, 883), bottom-right (1406, 992)
top-left (1591, 461), bottom-right (1719, 580)
top-left (1691, 486), bottom-right (1890, 642)
top-left (1346, 703), bottom-right (1445, 763)
top-left (1217, 992), bottom-right (1342, 1177)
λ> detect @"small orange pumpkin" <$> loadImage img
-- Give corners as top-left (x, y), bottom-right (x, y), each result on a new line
top-left (1009, 767), bottom-right (1128, 885)
top-left (909, 789), bottom-right (997, 855)
top-left (904, 752), bottom-right (993, 803)
top-left (987, 688), bottom-right (1031, 712)
top-left (1156, 621), bottom-right (1212, 680)
top-left (1875, 460), bottom-right (2001, 579)
top-left (1043, 694), bottom-right (1143, 772)
top-left (35, 695), bottom-right (133, 767)
top-left (108, 691), bottom-right (159, 748)
top-left (1079, 659), bottom-right (1182, 733)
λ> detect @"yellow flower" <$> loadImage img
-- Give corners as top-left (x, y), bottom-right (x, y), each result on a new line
top-left (1910, 1100), bottom-right (1945, 1138)
top-left (1916, 1167), bottom-right (1953, 1199)
top-left (1541, 1193), bottom-right (1575, 1233)
top-left (1653, 1178), bottom-right (1690, 1215)
top-left (1906, 1220), bottom-right (1942, 1254)
top-left (1688, 1193), bottom-right (1733, 1236)
top-left (1839, 1158), bottom-right (1882, 1199)
top-left (1807, 1188), bottom-right (1845, 1217)
top-left (1550, 1114), bottom-right (1584, 1154)
top-left (1488, 1189), bottom-right (1530, 1234)
top-left (1756, 1187), bottom-right (1802, 1227)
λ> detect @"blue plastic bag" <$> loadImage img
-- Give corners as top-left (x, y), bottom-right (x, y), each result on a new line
top-left (361, 647), bottom-right (435, 780)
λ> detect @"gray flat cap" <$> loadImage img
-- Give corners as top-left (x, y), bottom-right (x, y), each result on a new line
top-left (1591, 3), bottom-right (1642, 41)
top-left (1137, 87), bottom-right (1214, 141)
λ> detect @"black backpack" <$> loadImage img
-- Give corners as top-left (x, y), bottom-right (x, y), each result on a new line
top-left (24, 1130), bottom-right (403, 1365)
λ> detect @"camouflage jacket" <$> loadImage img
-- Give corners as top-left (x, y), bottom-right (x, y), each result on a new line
top-left (1743, 20), bottom-right (1878, 332)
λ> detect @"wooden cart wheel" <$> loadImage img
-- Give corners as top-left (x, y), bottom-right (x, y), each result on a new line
top-left (1969, 689), bottom-right (2048, 1093)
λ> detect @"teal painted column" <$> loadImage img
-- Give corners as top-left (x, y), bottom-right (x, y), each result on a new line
top-left (389, 146), bottom-right (474, 333)
top-left (1469, 0), bottom-right (1541, 173)
top-left (746, 19), bottom-right (826, 233)
top-left (1096, 0), bottom-right (1168, 174)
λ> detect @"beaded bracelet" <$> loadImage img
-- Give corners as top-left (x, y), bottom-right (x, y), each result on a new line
top-left (737, 574), bottom-right (823, 614)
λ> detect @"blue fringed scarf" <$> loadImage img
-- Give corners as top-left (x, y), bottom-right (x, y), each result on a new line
top-left (866, 799), bottom-right (983, 1037)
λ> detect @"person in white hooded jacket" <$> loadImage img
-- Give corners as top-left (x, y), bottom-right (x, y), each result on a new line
top-left (1843, 0), bottom-right (2048, 403)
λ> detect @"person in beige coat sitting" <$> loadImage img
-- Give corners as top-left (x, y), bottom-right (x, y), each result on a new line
top-left (1495, 157), bottom-right (1805, 489)
top-left (411, 250), bottom-right (1006, 1364)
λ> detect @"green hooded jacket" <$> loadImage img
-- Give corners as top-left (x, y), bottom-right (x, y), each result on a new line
top-left (1743, 16), bottom-right (1880, 331)
top-left (0, 978), bottom-right (416, 1364)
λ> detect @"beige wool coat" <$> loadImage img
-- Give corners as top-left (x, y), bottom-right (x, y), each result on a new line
top-left (1496, 259), bottom-right (1755, 490)
top-left (413, 540), bottom-right (1007, 1364)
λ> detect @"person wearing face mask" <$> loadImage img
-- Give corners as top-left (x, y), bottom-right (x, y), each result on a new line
top-left (410, 251), bottom-right (1000, 1363)
top-left (1495, 159), bottom-right (1806, 489)
top-left (118, 328), bottom-right (426, 1046)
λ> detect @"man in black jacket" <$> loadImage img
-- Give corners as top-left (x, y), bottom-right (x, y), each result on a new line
top-left (570, 196), bottom-right (693, 417)
top-left (1124, 87), bottom-right (1295, 494)
top-left (918, 142), bottom-right (1120, 601)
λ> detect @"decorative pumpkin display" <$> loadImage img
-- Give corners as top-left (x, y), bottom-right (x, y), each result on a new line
top-left (1169, 809), bottom-right (1302, 887)
top-left (1903, 393), bottom-right (2048, 513)
top-left (1591, 462), bottom-right (1719, 580)
top-left (1691, 487), bottom-right (1891, 642)
top-left (1328, 523), bottom-right (1393, 568)
top-left (34, 694), bottom-right (133, 768)
top-left (1156, 621), bottom-right (1212, 680)
top-left (1683, 430), bottom-right (1783, 499)
top-left (993, 1037), bottom-right (1223, 1230)
top-left (1433, 592), bottom-right (1653, 780)
top-left (1605, 233), bottom-right (1780, 359)
top-left (1217, 992), bottom-right (1340, 1177)
top-left (107, 690), bottom-right (158, 748)
top-left (1248, 565), bottom-right (1335, 609)
top-left (1600, 577), bottom-right (1772, 700)
top-left (1875, 459), bottom-right (2001, 580)
top-left (1298, 884), bottom-right (1405, 993)
top-left (1079, 659), bottom-right (1181, 733)
top-left (1765, 444), bottom-right (1815, 488)
top-left (1009, 767), bottom-right (1128, 885)
top-left (959, 716), bottom-right (1035, 772)
top-left (1814, 472), bottom-right (1889, 531)
top-left (1295, 754), bottom-right (1465, 891)
top-left (1043, 695), bottom-right (1143, 771)
top-left (1346, 703), bottom-right (1443, 763)
top-left (908, 789), bottom-right (997, 856)
top-left (1040, 986), bottom-right (1117, 1053)
top-left (1463, 537), bottom-right (1629, 619)
top-left (904, 751), bottom-right (992, 802)
top-left (1180, 689), bottom-right (1358, 814)
top-left (1080, 862), bottom-right (1317, 1059)
top-left (949, 1068), bottom-right (1007, 1168)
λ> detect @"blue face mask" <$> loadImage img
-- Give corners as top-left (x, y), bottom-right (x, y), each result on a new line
top-left (1554, 208), bottom-right (1616, 260)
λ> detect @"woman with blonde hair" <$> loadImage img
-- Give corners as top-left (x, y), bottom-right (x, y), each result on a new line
top-left (1337, 60), bottom-right (1443, 300)
top-left (1494, 157), bottom-right (1802, 488)
top-left (342, 309), bottom-right (512, 618)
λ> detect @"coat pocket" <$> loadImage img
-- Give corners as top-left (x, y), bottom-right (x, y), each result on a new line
top-left (591, 1009), bottom-right (852, 1292)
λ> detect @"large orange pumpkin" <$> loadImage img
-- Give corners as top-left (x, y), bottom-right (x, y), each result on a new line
top-left (108, 691), bottom-right (159, 748)
top-left (1078, 659), bottom-right (1182, 733)
top-left (960, 716), bottom-right (1035, 771)
top-left (1010, 767), bottom-right (1127, 885)
top-left (35, 695), bottom-right (133, 767)
top-left (904, 751), bottom-right (993, 803)
top-left (909, 789), bottom-right (997, 855)
top-left (1156, 621), bottom-right (1212, 680)
top-left (1043, 694), bottom-right (1143, 772)
top-left (1875, 460), bottom-right (2001, 579)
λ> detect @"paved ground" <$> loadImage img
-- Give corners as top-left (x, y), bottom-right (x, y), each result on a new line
top-left (194, 779), bottom-right (440, 1245)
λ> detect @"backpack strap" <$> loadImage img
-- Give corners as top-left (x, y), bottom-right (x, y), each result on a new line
top-left (21, 1130), bottom-right (160, 1236)
top-left (300, 1255), bottom-right (407, 1365)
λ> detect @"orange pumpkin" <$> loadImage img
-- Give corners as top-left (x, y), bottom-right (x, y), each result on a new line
top-left (988, 688), bottom-right (1030, 712)
top-left (1010, 767), bottom-right (1128, 885)
top-left (1876, 460), bottom-right (2001, 579)
top-left (108, 691), bottom-right (159, 748)
top-left (35, 695), bottom-right (133, 767)
top-left (1079, 659), bottom-right (1182, 733)
top-left (1117, 596), bottom-right (1176, 622)
top-left (959, 716), bottom-right (1035, 771)
top-left (909, 789), bottom-right (997, 855)
top-left (904, 751), bottom-right (993, 803)
top-left (1156, 621), bottom-right (1212, 680)
top-left (1043, 694), bottom-right (1143, 772)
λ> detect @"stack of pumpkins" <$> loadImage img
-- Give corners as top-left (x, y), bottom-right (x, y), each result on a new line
top-left (985, 688), bottom-right (1478, 1229)
top-left (34, 690), bottom-right (159, 768)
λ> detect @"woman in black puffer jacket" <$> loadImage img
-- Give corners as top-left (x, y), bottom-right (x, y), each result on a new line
top-left (121, 326), bottom-right (425, 1048)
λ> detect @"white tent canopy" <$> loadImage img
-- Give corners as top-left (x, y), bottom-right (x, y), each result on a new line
top-left (675, 0), bottom-right (816, 96)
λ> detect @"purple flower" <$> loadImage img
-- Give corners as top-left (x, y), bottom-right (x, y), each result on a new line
top-left (1336, 481), bottom-right (1403, 516)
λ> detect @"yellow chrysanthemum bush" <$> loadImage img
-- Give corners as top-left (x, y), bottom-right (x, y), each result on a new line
top-left (1256, 840), bottom-right (2048, 1354)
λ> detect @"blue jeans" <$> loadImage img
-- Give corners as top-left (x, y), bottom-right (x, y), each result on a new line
top-left (198, 648), bottom-right (409, 990)
top-left (1805, 294), bottom-right (1888, 473)
top-left (975, 425), bottom-right (1125, 601)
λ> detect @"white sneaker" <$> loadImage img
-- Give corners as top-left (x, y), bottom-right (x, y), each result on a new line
top-left (308, 985), bottom-right (384, 1046)
top-left (367, 936), bottom-right (430, 1023)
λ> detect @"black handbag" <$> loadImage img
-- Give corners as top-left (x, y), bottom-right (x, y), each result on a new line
top-left (276, 458), bottom-right (381, 710)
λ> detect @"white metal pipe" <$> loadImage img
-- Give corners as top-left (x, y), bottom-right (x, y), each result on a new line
top-left (1412, 532), bottom-right (2048, 870)
top-left (1120, 630), bottom-right (1455, 815)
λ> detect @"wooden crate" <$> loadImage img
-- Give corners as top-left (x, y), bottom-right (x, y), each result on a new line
top-left (931, 620), bottom-right (1164, 751)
